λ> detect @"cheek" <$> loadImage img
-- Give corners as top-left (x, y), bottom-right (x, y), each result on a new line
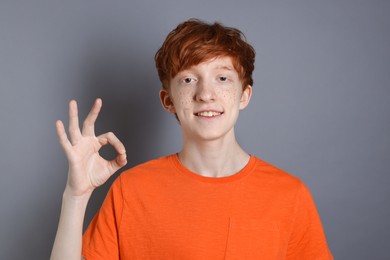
top-left (175, 91), bottom-right (193, 107)
top-left (219, 88), bottom-right (241, 105)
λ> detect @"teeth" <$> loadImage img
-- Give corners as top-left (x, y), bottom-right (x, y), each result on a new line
top-left (197, 111), bottom-right (222, 117)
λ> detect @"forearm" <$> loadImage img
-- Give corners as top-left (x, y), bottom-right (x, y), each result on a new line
top-left (50, 189), bottom-right (91, 260)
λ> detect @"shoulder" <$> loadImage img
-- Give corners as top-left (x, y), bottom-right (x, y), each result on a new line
top-left (125, 154), bottom-right (173, 173)
top-left (251, 156), bottom-right (301, 183)
top-left (249, 156), bottom-right (304, 195)
top-left (115, 154), bottom-right (176, 188)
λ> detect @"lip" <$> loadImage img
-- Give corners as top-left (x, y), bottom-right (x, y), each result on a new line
top-left (194, 110), bottom-right (224, 118)
top-left (193, 109), bottom-right (223, 114)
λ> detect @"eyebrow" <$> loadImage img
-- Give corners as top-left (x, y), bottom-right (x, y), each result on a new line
top-left (177, 64), bottom-right (234, 76)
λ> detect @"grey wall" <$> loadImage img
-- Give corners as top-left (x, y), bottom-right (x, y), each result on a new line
top-left (1, 0), bottom-right (389, 259)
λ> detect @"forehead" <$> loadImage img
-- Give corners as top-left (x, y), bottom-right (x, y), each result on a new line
top-left (179, 56), bottom-right (236, 73)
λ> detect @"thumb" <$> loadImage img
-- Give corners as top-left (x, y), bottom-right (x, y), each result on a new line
top-left (108, 152), bottom-right (127, 174)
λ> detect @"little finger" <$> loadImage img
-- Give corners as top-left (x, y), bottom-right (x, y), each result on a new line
top-left (55, 120), bottom-right (73, 155)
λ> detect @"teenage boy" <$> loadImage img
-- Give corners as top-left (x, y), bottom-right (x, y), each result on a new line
top-left (51, 19), bottom-right (333, 260)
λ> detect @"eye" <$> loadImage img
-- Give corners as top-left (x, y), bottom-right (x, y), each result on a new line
top-left (182, 77), bottom-right (195, 84)
top-left (219, 76), bottom-right (228, 82)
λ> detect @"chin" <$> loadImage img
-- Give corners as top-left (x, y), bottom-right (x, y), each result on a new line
top-left (196, 130), bottom-right (233, 142)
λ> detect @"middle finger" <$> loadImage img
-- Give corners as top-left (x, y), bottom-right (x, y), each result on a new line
top-left (82, 98), bottom-right (102, 136)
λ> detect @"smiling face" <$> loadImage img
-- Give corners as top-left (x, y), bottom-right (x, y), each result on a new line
top-left (160, 56), bottom-right (252, 142)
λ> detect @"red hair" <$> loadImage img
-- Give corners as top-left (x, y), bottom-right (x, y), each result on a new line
top-left (155, 19), bottom-right (255, 90)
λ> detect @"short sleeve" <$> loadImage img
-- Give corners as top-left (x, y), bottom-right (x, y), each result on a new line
top-left (286, 182), bottom-right (333, 260)
top-left (82, 176), bottom-right (124, 260)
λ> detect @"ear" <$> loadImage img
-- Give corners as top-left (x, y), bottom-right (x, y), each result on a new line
top-left (239, 85), bottom-right (252, 110)
top-left (159, 89), bottom-right (176, 114)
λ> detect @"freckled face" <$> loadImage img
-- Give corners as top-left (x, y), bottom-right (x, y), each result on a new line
top-left (160, 56), bottom-right (252, 141)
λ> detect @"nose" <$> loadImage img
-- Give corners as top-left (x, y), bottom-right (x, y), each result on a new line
top-left (195, 80), bottom-right (215, 102)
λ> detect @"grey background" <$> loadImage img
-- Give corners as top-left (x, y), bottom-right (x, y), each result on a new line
top-left (0, 0), bottom-right (389, 259)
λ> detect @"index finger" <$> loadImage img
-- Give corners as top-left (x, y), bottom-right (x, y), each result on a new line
top-left (97, 132), bottom-right (126, 155)
top-left (82, 98), bottom-right (102, 136)
top-left (98, 132), bottom-right (127, 174)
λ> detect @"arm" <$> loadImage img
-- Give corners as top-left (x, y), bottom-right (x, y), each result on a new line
top-left (286, 182), bottom-right (333, 259)
top-left (50, 99), bottom-right (127, 260)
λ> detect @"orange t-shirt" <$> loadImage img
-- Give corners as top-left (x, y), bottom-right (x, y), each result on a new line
top-left (82, 154), bottom-right (332, 259)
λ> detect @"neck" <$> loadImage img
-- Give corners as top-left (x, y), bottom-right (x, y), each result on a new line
top-left (178, 131), bottom-right (250, 178)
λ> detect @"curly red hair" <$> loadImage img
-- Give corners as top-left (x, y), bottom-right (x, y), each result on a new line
top-left (155, 19), bottom-right (255, 90)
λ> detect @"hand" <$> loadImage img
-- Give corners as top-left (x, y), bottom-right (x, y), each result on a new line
top-left (56, 98), bottom-right (127, 198)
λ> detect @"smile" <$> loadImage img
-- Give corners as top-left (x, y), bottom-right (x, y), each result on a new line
top-left (195, 111), bottom-right (223, 117)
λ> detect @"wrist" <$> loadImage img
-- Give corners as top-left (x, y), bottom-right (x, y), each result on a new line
top-left (62, 187), bottom-right (93, 204)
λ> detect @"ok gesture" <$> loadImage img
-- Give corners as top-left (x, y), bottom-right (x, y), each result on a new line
top-left (56, 98), bottom-right (127, 198)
